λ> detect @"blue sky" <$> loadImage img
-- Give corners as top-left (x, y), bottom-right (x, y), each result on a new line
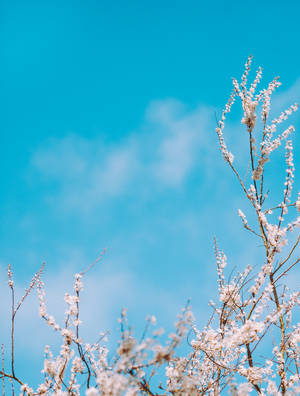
top-left (1, 0), bottom-right (300, 388)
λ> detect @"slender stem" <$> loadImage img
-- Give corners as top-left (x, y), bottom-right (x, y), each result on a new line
top-left (274, 258), bottom-right (300, 284)
top-left (246, 344), bottom-right (261, 393)
top-left (0, 371), bottom-right (23, 387)
top-left (1, 346), bottom-right (5, 396)
top-left (273, 235), bottom-right (300, 276)
top-left (11, 288), bottom-right (15, 378)
top-left (248, 129), bottom-right (259, 203)
top-left (270, 273), bottom-right (287, 394)
top-left (259, 116), bottom-right (267, 206)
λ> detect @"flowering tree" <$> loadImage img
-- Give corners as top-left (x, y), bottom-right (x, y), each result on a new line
top-left (1, 57), bottom-right (299, 395)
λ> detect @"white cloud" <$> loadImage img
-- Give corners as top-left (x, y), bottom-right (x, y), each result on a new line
top-left (147, 100), bottom-right (212, 186)
top-left (31, 99), bottom-right (215, 212)
top-left (32, 135), bottom-right (139, 212)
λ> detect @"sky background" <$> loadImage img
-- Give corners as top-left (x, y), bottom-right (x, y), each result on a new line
top-left (0, 0), bottom-right (300, 389)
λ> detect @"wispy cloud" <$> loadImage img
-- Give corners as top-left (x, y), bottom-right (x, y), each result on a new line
top-left (31, 135), bottom-right (139, 212)
top-left (31, 99), bottom-right (215, 213)
top-left (147, 100), bottom-right (212, 186)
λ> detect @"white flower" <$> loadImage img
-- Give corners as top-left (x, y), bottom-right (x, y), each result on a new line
top-left (219, 283), bottom-right (241, 308)
top-left (237, 382), bottom-right (252, 396)
top-left (86, 387), bottom-right (99, 396)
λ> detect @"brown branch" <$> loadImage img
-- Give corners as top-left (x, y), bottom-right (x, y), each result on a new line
top-left (274, 258), bottom-right (300, 284)
top-left (80, 248), bottom-right (106, 276)
top-left (273, 235), bottom-right (300, 276)
top-left (0, 371), bottom-right (23, 387)
top-left (1, 346), bottom-right (4, 396)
